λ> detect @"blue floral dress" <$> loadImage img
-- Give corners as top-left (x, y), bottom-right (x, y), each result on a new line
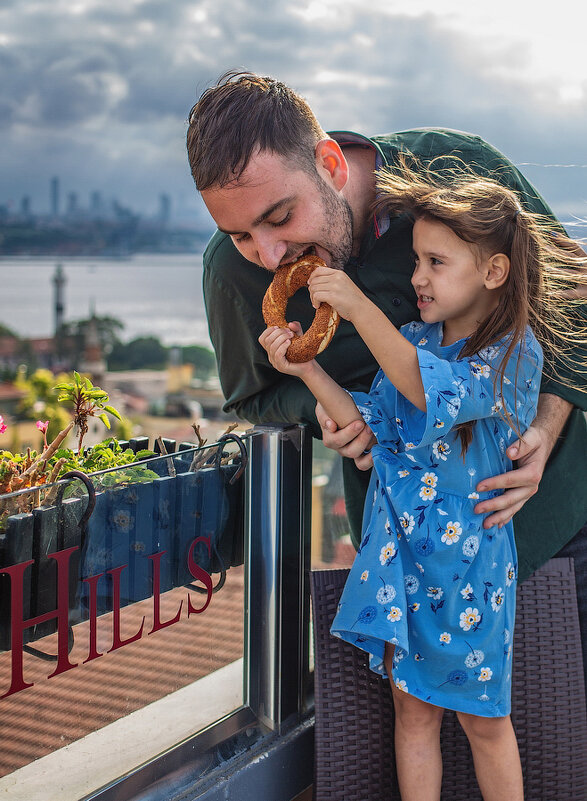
top-left (331, 321), bottom-right (543, 717)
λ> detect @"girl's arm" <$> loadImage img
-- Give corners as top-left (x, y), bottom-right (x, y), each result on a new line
top-left (258, 325), bottom-right (363, 429)
top-left (308, 267), bottom-right (426, 411)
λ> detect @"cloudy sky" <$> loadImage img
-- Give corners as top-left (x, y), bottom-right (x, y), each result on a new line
top-left (2, 0), bottom-right (586, 233)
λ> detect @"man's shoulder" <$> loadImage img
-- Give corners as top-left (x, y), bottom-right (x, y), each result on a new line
top-left (203, 229), bottom-right (233, 269)
top-left (371, 128), bottom-right (504, 165)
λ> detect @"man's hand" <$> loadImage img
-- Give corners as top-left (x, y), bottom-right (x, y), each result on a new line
top-left (473, 426), bottom-right (544, 528)
top-left (473, 394), bottom-right (572, 528)
top-left (316, 402), bottom-right (376, 470)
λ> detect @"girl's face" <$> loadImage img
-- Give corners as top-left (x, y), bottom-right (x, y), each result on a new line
top-left (411, 217), bottom-right (500, 345)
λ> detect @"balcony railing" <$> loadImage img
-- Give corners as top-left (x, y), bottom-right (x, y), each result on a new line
top-left (0, 423), bottom-right (316, 801)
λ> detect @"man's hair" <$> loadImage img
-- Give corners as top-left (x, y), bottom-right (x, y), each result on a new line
top-left (187, 71), bottom-right (326, 190)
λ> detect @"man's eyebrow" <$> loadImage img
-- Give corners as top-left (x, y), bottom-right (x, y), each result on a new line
top-left (217, 196), bottom-right (295, 235)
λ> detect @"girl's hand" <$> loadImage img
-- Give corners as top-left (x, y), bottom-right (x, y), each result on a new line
top-left (258, 324), bottom-right (315, 377)
top-left (308, 266), bottom-right (368, 321)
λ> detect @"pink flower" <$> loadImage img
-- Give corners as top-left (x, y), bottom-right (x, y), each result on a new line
top-left (0, 415), bottom-right (6, 435)
top-left (36, 419), bottom-right (49, 449)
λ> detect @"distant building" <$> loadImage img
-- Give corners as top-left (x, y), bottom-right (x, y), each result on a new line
top-left (53, 263), bottom-right (66, 336)
top-left (50, 177), bottom-right (60, 217)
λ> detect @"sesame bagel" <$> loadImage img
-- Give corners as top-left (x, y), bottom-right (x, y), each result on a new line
top-left (262, 254), bottom-right (340, 363)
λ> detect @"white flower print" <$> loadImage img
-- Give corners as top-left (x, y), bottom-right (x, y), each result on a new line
top-left (398, 469), bottom-right (409, 478)
top-left (409, 321), bottom-right (424, 333)
top-left (405, 442), bottom-right (415, 450)
top-left (376, 584), bottom-right (397, 605)
top-left (491, 396), bottom-right (504, 414)
top-left (491, 588), bottom-right (505, 612)
top-left (404, 575), bottom-right (420, 595)
top-left (459, 607), bottom-right (481, 632)
top-left (446, 398), bottom-right (460, 419)
top-left (415, 562), bottom-right (425, 574)
top-left (464, 649), bottom-right (485, 668)
top-left (421, 471), bottom-right (438, 488)
top-left (395, 678), bottom-right (409, 692)
top-left (462, 535), bottom-right (480, 558)
top-left (452, 378), bottom-right (467, 399)
top-left (399, 512), bottom-right (415, 536)
top-left (470, 362), bottom-right (491, 379)
top-left (379, 541), bottom-right (396, 566)
top-left (418, 337), bottom-right (428, 346)
top-left (384, 518), bottom-right (392, 535)
top-left (432, 438), bottom-right (451, 461)
top-left (478, 667), bottom-right (493, 682)
top-left (360, 570), bottom-right (369, 583)
top-left (387, 606), bottom-right (403, 622)
top-left (460, 583), bottom-right (474, 600)
top-left (504, 628), bottom-right (511, 644)
top-left (439, 632), bottom-right (451, 644)
top-left (467, 492), bottom-right (480, 500)
top-left (419, 484), bottom-right (437, 501)
top-left (426, 586), bottom-right (443, 600)
top-left (478, 345), bottom-right (500, 361)
top-left (441, 521), bottom-right (462, 545)
top-left (505, 562), bottom-right (516, 586)
top-left (409, 602), bottom-right (420, 612)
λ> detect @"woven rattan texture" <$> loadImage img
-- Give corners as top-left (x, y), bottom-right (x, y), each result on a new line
top-left (310, 558), bottom-right (586, 801)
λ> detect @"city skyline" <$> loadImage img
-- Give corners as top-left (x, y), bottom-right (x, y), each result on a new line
top-left (1, 1), bottom-right (586, 234)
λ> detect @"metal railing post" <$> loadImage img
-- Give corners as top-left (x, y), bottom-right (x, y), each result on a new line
top-left (245, 424), bottom-right (312, 732)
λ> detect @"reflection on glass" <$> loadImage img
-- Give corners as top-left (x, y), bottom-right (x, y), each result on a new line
top-left (0, 443), bottom-right (245, 794)
top-left (311, 449), bottom-right (356, 570)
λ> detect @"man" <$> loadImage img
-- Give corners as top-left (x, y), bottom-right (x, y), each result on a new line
top-left (187, 71), bottom-right (587, 671)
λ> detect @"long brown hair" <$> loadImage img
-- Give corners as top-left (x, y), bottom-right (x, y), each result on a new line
top-left (375, 157), bottom-right (587, 456)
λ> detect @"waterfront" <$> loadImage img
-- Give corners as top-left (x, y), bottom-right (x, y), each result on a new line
top-left (1, 253), bottom-right (211, 348)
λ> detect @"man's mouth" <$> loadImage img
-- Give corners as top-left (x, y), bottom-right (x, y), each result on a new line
top-left (280, 246), bottom-right (317, 267)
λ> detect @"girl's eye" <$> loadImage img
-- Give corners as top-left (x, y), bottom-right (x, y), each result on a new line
top-left (234, 232), bottom-right (250, 244)
top-left (431, 257), bottom-right (442, 266)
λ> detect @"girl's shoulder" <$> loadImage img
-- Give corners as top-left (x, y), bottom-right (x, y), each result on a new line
top-left (400, 320), bottom-right (442, 345)
top-left (476, 327), bottom-right (543, 367)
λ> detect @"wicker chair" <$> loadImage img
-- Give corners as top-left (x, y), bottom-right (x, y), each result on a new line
top-left (310, 557), bottom-right (587, 801)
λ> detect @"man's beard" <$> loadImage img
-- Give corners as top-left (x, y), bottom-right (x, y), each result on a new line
top-left (315, 177), bottom-right (354, 270)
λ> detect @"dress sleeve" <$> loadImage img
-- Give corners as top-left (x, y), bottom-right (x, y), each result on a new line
top-left (350, 372), bottom-right (403, 452)
top-left (396, 332), bottom-right (544, 449)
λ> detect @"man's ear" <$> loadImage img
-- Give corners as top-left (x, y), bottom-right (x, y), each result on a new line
top-left (485, 253), bottom-right (510, 289)
top-left (315, 138), bottom-right (348, 191)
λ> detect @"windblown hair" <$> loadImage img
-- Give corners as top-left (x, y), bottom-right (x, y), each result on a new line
top-left (187, 71), bottom-right (326, 190)
top-left (375, 157), bottom-right (587, 456)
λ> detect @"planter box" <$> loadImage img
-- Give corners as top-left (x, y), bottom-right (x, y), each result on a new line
top-left (0, 438), bottom-right (246, 651)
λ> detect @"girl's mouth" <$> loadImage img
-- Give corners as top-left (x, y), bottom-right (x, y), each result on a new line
top-left (417, 294), bottom-right (434, 309)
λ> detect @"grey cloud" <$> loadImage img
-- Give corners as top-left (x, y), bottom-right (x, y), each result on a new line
top-left (0, 0), bottom-right (585, 226)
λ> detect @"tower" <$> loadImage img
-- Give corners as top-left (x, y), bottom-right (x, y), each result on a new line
top-left (50, 177), bottom-right (60, 217)
top-left (52, 263), bottom-right (66, 336)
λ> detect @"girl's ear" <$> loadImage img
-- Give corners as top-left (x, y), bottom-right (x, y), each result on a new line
top-left (484, 253), bottom-right (510, 289)
top-left (315, 138), bottom-right (349, 191)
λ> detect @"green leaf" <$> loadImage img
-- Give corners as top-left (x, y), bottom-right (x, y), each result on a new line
top-left (103, 405), bottom-right (122, 420)
top-left (98, 413), bottom-right (111, 429)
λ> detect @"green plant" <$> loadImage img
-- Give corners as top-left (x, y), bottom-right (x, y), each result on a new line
top-left (54, 371), bottom-right (122, 453)
top-left (0, 374), bottom-right (158, 528)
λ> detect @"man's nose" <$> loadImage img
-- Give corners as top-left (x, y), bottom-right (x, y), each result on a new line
top-left (254, 233), bottom-right (288, 272)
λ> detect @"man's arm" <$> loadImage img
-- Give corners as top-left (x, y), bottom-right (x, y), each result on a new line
top-left (473, 393), bottom-right (572, 528)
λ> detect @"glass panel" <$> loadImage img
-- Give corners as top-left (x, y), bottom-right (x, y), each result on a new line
top-left (311, 444), bottom-right (356, 570)
top-left (0, 440), bottom-right (246, 798)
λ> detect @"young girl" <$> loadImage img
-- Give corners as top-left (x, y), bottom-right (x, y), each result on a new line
top-left (259, 165), bottom-right (586, 801)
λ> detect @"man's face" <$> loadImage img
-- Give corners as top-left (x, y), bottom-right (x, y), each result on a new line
top-left (201, 149), bottom-right (353, 272)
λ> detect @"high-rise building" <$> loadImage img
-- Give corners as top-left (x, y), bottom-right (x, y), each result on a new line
top-left (50, 177), bottom-right (60, 217)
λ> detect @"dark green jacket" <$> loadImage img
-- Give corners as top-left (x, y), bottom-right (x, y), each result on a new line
top-left (203, 128), bottom-right (587, 581)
